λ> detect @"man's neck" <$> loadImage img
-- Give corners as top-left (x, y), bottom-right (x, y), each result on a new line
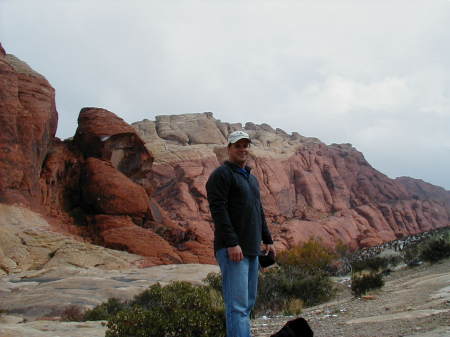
top-left (228, 159), bottom-right (246, 168)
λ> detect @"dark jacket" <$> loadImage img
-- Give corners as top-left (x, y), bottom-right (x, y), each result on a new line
top-left (206, 161), bottom-right (273, 256)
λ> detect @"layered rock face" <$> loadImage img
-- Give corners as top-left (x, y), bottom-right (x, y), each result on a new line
top-left (1, 43), bottom-right (449, 272)
top-left (132, 113), bottom-right (450, 253)
top-left (0, 44), bottom-right (57, 208)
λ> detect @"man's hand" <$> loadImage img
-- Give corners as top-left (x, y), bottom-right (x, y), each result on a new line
top-left (263, 244), bottom-right (276, 257)
top-left (227, 245), bottom-right (244, 262)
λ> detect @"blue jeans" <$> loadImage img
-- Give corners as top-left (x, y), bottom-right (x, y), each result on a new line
top-left (216, 248), bottom-right (259, 337)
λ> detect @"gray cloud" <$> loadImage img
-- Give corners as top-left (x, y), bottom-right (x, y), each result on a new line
top-left (1, 0), bottom-right (449, 189)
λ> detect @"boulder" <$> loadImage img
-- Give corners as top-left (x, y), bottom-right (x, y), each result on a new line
top-left (74, 107), bottom-right (154, 192)
top-left (81, 158), bottom-right (150, 218)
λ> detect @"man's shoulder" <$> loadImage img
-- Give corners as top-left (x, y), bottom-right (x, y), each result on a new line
top-left (207, 163), bottom-right (231, 181)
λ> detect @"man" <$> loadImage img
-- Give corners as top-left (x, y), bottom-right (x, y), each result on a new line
top-left (206, 130), bottom-right (275, 337)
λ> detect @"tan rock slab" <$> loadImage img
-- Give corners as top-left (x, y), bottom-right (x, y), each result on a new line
top-left (346, 308), bottom-right (449, 324)
top-left (0, 320), bottom-right (106, 337)
top-left (0, 263), bottom-right (219, 319)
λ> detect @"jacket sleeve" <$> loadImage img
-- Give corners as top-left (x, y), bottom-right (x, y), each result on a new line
top-left (260, 201), bottom-right (274, 244)
top-left (206, 168), bottom-right (239, 247)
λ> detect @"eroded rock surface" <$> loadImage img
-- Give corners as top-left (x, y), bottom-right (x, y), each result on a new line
top-left (133, 114), bottom-right (450, 258)
top-left (0, 204), bottom-right (143, 276)
top-left (0, 47), bottom-right (57, 208)
top-left (0, 261), bottom-right (218, 320)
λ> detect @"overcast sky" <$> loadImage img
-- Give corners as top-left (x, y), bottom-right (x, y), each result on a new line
top-left (1, 0), bottom-right (450, 189)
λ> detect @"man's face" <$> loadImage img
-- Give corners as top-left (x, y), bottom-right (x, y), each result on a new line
top-left (228, 139), bottom-right (250, 165)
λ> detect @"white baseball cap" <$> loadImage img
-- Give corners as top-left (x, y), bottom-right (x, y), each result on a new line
top-left (228, 130), bottom-right (251, 144)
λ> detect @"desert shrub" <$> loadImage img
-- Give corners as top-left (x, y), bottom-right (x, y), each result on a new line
top-left (203, 272), bottom-right (222, 293)
top-left (283, 298), bottom-right (304, 316)
top-left (255, 265), bottom-right (335, 315)
top-left (351, 273), bottom-right (384, 297)
top-left (402, 244), bottom-right (422, 266)
top-left (83, 298), bottom-right (126, 321)
top-left (386, 254), bottom-right (403, 267)
top-left (277, 238), bottom-right (337, 273)
top-left (351, 256), bottom-right (390, 273)
top-left (420, 237), bottom-right (450, 263)
top-left (105, 281), bottom-right (225, 337)
top-left (203, 266), bottom-right (334, 317)
top-left (60, 305), bottom-right (85, 322)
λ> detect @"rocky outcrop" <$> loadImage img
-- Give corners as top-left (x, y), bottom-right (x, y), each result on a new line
top-left (81, 158), bottom-right (150, 218)
top-left (0, 45), bottom-right (57, 208)
top-left (396, 176), bottom-right (450, 210)
top-left (0, 45), bottom-right (215, 268)
top-left (0, 204), bottom-right (143, 276)
top-left (133, 113), bottom-right (450, 255)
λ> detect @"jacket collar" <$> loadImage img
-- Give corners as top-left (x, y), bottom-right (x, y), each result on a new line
top-left (224, 160), bottom-right (252, 173)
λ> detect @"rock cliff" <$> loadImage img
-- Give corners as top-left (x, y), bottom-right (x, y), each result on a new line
top-left (132, 114), bottom-right (450, 253)
top-left (1, 43), bottom-right (449, 273)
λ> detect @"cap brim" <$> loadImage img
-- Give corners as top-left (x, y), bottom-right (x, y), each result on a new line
top-left (229, 136), bottom-right (251, 144)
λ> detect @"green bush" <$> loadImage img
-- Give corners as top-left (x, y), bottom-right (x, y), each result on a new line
top-left (203, 266), bottom-right (335, 317)
top-left (420, 237), bottom-right (450, 263)
top-left (105, 281), bottom-right (226, 337)
top-left (402, 244), bottom-right (422, 267)
top-left (351, 273), bottom-right (384, 297)
top-left (255, 265), bottom-right (335, 315)
top-left (84, 298), bottom-right (126, 321)
top-left (203, 272), bottom-right (222, 293)
top-left (351, 256), bottom-right (390, 273)
top-left (277, 238), bottom-right (337, 273)
top-left (386, 254), bottom-right (403, 268)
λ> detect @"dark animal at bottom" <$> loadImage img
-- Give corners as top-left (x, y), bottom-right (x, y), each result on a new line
top-left (270, 317), bottom-right (314, 337)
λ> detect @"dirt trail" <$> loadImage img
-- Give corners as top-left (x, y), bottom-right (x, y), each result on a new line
top-left (252, 259), bottom-right (450, 337)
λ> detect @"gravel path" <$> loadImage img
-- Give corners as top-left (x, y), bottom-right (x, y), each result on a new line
top-left (252, 259), bottom-right (450, 337)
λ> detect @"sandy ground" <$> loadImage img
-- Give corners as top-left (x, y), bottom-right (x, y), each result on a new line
top-left (252, 258), bottom-right (450, 337)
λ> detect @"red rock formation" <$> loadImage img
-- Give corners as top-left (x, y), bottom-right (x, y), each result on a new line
top-left (0, 44), bottom-right (57, 208)
top-left (0, 45), bottom-right (201, 265)
top-left (74, 107), bottom-right (154, 194)
top-left (93, 214), bottom-right (184, 266)
top-left (133, 113), bottom-right (450, 257)
top-left (396, 176), bottom-right (450, 209)
top-left (38, 138), bottom-right (84, 235)
top-left (81, 157), bottom-right (150, 218)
